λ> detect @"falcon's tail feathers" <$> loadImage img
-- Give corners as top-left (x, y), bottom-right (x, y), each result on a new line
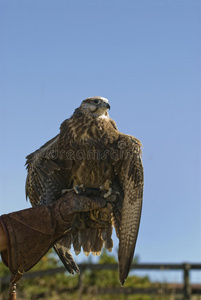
top-left (53, 244), bottom-right (80, 274)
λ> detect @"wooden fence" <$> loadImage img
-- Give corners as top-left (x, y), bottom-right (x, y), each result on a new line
top-left (1, 263), bottom-right (201, 299)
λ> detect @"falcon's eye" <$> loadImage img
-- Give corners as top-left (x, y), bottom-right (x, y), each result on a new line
top-left (93, 99), bottom-right (100, 104)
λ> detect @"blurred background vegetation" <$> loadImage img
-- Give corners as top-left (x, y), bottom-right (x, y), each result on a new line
top-left (0, 250), bottom-right (182, 300)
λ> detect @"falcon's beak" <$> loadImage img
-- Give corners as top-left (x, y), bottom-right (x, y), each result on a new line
top-left (101, 102), bottom-right (110, 110)
top-left (106, 103), bottom-right (111, 110)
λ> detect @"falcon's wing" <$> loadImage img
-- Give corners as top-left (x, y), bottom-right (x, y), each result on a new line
top-left (114, 135), bottom-right (144, 285)
top-left (25, 131), bottom-right (78, 274)
top-left (25, 134), bottom-right (72, 206)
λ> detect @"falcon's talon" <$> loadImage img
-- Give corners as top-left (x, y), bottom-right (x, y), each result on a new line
top-left (100, 179), bottom-right (112, 191)
top-left (100, 179), bottom-right (113, 198)
top-left (73, 184), bottom-right (86, 194)
top-left (73, 185), bottom-right (81, 194)
top-left (103, 188), bottom-right (113, 198)
top-left (62, 184), bottom-right (85, 195)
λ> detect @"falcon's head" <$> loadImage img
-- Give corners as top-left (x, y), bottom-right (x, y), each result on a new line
top-left (79, 97), bottom-right (110, 118)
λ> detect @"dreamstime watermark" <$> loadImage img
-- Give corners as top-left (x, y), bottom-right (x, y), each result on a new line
top-left (48, 148), bottom-right (125, 161)
top-left (42, 141), bottom-right (140, 162)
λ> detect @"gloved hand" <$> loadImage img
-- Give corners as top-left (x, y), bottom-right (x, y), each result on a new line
top-left (0, 192), bottom-right (108, 285)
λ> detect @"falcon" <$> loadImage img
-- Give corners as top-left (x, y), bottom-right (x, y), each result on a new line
top-left (25, 97), bottom-right (144, 285)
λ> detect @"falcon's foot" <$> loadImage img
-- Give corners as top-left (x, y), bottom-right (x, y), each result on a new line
top-left (62, 184), bottom-right (85, 195)
top-left (103, 188), bottom-right (113, 198)
top-left (100, 179), bottom-right (112, 198)
top-left (100, 179), bottom-right (119, 199)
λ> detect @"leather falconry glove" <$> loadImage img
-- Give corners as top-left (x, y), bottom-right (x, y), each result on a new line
top-left (0, 192), bottom-right (109, 300)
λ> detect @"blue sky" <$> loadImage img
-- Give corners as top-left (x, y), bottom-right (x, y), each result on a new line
top-left (0, 0), bottom-right (201, 278)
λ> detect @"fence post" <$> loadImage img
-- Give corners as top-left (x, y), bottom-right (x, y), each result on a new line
top-left (77, 265), bottom-right (85, 295)
top-left (183, 263), bottom-right (191, 300)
